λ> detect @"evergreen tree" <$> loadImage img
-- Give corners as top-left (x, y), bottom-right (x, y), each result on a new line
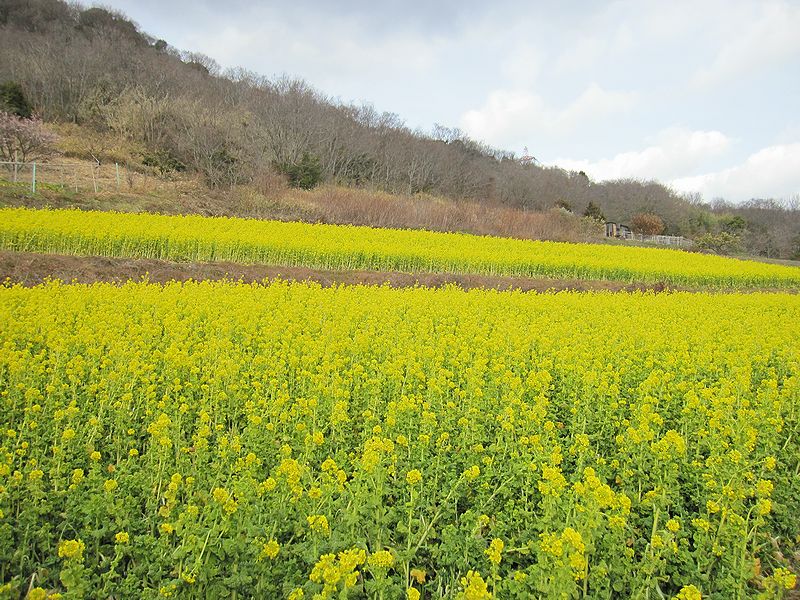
top-left (583, 201), bottom-right (605, 222)
top-left (0, 81), bottom-right (32, 118)
top-left (278, 152), bottom-right (323, 190)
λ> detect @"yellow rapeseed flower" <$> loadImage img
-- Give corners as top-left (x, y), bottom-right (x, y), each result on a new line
top-left (261, 539), bottom-right (280, 559)
top-left (485, 538), bottom-right (504, 565)
top-left (307, 514), bottom-right (330, 535)
top-left (755, 479), bottom-right (773, 498)
top-left (757, 499), bottom-right (772, 515)
top-left (368, 550), bottom-right (394, 569)
top-left (674, 584), bottom-right (702, 600)
top-left (58, 539), bottom-right (85, 561)
top-left (458, 570), bottom-right (492, 599)
top-left (666, 518), bottom-right (680, 533)
top-left (771, 568), bottom-right (797, 590)
top-left (406, 469), bottom-right (422, 485)
top-left (463, 465), bottom-right (480, 481)
top-left (27, 587), bottom-right (47, 600)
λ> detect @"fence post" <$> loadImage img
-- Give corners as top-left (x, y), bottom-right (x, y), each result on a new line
top-left (31, 162), bottom-right (36, 194)
top-left (115, 162), bottom-right (120, 190)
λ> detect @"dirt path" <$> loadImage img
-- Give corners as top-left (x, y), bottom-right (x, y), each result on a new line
top-left (0, 250), bottom-right (683, 292)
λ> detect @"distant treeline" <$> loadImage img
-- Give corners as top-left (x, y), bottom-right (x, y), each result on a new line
top-left (1, 0), bottom-right (798, 258)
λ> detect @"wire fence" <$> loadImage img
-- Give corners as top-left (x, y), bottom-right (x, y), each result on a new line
top-left (621, 232), bottom-right (693, 248)
top-left (0, 160), bottom-right (127, 194)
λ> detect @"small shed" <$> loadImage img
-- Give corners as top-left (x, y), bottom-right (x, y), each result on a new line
top-left (605, 222), bottom-right (631, 238)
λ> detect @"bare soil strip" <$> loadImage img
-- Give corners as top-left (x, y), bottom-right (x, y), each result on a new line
top-left (0, 250), bottom-right (686, 292)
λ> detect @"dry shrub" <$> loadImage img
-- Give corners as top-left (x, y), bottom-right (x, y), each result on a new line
top-left (251, 165), bottom-right (289, 199)
top-left (50, 122), bottom-right (145, 166)
top-left (631, 213), bottom-right (665, 235)
top-left (294, 186), bottom-right (603, 243)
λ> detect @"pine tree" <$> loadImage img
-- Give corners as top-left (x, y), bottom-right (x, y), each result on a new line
top-left (583, 201), bottom-right (605, 222)
top-left (0, 81), bottom-right (32, 118)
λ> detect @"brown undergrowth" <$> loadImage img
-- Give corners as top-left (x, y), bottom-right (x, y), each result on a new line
top-left (1, 250), bottom-right (672, 292)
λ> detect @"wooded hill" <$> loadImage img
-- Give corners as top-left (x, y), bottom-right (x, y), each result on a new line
top-left (1, 0), bottom-right (799, 259)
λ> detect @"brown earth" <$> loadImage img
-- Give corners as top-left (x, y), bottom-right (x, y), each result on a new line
top-left (0, 250), bottom-right (679, 292)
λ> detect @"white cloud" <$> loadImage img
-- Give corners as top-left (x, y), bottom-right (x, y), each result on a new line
top-left (553, 22), bottom-right (635, 73)
top-left (562, 85), bottom-right (638, 130)
top-left (553, 128), bottom-right (733, 181)
top-left (180, 7), bottom-right (444, 93)
top-left (692, 1), bottom-right (800, 86)
top-left (460, 84), bottom-right (638, 149)
top-left (190, 22), bottom-right (437, 77)
top-left (501, 43), bottom-right (545, 87)
top-left (671, 143), bottom-right (800, 201)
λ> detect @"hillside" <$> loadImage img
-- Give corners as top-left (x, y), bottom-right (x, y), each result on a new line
top-left (0, 126), bottom-right (604, 246)
top-left (1, 0), bottom-right (799, 259)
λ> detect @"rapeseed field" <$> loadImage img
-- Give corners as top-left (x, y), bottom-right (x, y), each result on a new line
top-left (1, 281), bottom-right (798, 598)
top-left (1, 208), bottom-right (799, 288)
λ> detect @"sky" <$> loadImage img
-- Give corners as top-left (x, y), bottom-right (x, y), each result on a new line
top-left (102, 0), bottom-right (800, 203)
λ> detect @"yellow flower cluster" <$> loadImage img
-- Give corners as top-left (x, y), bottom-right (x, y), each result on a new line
top-left (770, 568), bottom-right (797, 590)
top-left (57, 539), bottom-right (85, 561)
top-left (211, 487), bottom-right (238, 515)
top-left (406, 469), bottom-right (422, 485)
top-left (260, 539), bottom-right (280, 560)
top-left (538, 527), bottom-right (588, 580)
top-left (307, 514), bottom-right (330, 536)
top-left (538, 465), bottom-right (567, 497)
top-left (463, 465), bottom-right (480, 481)
top-left (539, 531), bottom-right (564, 557)
top-left (485, 538), bottom-right (504, 566)
top-left (650, 430), bottom-right (687, 460)
top-left (360, 436), bottom-right (395, 473)
top-left (666, 518), bottom-right (680, 533)
top-left (458, 570), bottom-right (492, 600)
top-left (368, 549), bottom-right (395, 569)
top-left (276, 457), bottom-right (305, 498)
top-left (675, 584), bottom-right (702, 600)
top-left (309, 548), bottom-right (366, 597)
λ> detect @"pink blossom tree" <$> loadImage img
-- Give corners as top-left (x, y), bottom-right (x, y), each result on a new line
top-left (0, 112), bottom-right (58, 163)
